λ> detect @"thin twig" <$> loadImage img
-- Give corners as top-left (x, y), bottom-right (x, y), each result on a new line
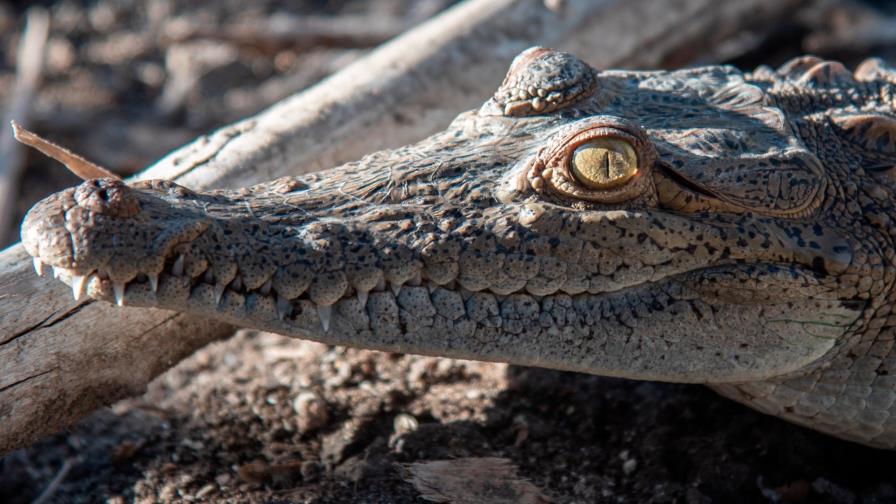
top-left (0, 7), bottom-right (49, 242)
top-left (11, 122), bottom-right (119, 181)
top-left (30, 458), bottom-right (73, 504)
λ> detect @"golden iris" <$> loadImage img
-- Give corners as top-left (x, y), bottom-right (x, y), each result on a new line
top-left (570, 137), bottom-right (638, 189)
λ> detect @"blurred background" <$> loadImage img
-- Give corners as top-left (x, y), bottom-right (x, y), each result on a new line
top-left (3, 1), bottom-right (896, 503)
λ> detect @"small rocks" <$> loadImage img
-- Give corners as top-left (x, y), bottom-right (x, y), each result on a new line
top-left (195, 483), bottom-right (217, 499)
top-left (619, 450), bottom-right (638, 475)
top-left (393, 413), bottom-right (420, 436)
top-left (292, 391), bottom-right (329, 434)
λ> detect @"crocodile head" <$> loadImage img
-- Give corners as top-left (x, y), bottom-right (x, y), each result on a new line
top-left (21, 50), bottom-right (895, 402)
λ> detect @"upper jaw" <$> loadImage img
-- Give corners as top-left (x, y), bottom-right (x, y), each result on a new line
top-left (22, 173), bottom-right (849, 310)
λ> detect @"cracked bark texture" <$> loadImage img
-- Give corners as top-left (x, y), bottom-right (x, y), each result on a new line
top-left (0, 0), bottom-right (807, 455)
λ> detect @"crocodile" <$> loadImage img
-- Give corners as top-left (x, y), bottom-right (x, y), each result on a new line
top-left (20, 48), bottom-right (896, 448)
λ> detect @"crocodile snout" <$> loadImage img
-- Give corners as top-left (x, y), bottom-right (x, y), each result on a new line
top-left (73, 178), bottom-right (140, 218)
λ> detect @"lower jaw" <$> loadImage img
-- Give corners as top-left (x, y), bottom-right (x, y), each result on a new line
top-left (44, 258), bottom-right (689, 343)
top-left (39, 256), bottom-right (792, 342)
top-left (42, 259), bottom-right (850, 383)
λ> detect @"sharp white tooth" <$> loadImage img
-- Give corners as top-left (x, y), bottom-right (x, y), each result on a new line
top-left (317, 305), bottom-right (332, 332)
top-left (113, 283), bottom-right (126, 306)
top-left (172, 255), bottom-right (185, 276)
top-left (53, 266), bottom-right (63, 279)
top-left (356, 290), bottom-right (368, 307)
top-left (259, 278), bottom-right (272, 296)
top-left (390, 282), bottom-right (402, 297)
top-left (214, 283), bottom-right (226, 305)
top-left (71, 274), bottom-right (88, 301)
top-left (33, 258), bottom-right (44, 276)
top-left (149, 273), bottom-right (159, 292)
top-left (276, 295), bottom-right (293, 320)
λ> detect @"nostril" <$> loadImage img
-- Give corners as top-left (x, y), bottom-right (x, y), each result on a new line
top-left (74, 177), bottom-right (140, 218)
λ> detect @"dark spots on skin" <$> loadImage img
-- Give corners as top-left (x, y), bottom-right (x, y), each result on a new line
top-left (811, 256), bottom-right (828, 275)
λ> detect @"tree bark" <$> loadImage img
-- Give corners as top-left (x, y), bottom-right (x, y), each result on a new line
top-left (0, 0), bottom-right (807, 454)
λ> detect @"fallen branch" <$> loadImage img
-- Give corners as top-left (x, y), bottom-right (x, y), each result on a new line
top-left (162, 14), bottom-right (409, 52)
top-left (0, 0), bottom-right (809, 455)
top-left (0, 8), bottom-right (49, 243)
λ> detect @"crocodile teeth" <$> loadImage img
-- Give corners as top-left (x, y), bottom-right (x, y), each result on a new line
top-left (276, 295), bottom-right (293, 320)
top-left (113, 282), bottom-right (126, 306)
top-left (33, 257), bottom-right (44, 276)
top-left (318, 305), bottom-right (332, 332)
top-left (214, 283), bottom-right (226, 305)
top-left (171, 255), bottom-right (185, 276)
top-left (259, 278), bottom-right (272, 296)
top-left (53, 266), bottom-right (63, 279)
top-left (357, 290), bottom-right (368, 307)
top-left (148, 273), bottom-right (159, 293)
top-left (390, 282), bottom-right (403, 297)
top-left (71, 274), bottom-right (89, 301)
top-left (427, 284), bottom-right (437, 294)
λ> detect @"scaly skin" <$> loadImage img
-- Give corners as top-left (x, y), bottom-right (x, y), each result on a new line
top-left (21, 48), bottom-right (896, 448)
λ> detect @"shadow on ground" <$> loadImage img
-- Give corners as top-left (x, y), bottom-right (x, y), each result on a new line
top-left (2, 332), bottom-right (895, 503)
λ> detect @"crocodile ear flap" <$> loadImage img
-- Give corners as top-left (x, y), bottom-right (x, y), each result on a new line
top-left (831, 113), bottom-right (896, 155)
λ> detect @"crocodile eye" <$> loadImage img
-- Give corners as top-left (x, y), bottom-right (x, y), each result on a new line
top-left (571, 137), bottom-right (638, 189)
top-left (527, 117), bottom-right (656, 204)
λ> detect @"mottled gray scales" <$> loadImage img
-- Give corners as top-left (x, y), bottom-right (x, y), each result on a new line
top-left (20, 47), bottom-right (896, 448)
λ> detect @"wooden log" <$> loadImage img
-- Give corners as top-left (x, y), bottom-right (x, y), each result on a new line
top-left (0, 0), bottom-right (808, 454)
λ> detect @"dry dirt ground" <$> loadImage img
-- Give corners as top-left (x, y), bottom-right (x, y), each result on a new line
top-left (4, 1), bottom-right (896, 502)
